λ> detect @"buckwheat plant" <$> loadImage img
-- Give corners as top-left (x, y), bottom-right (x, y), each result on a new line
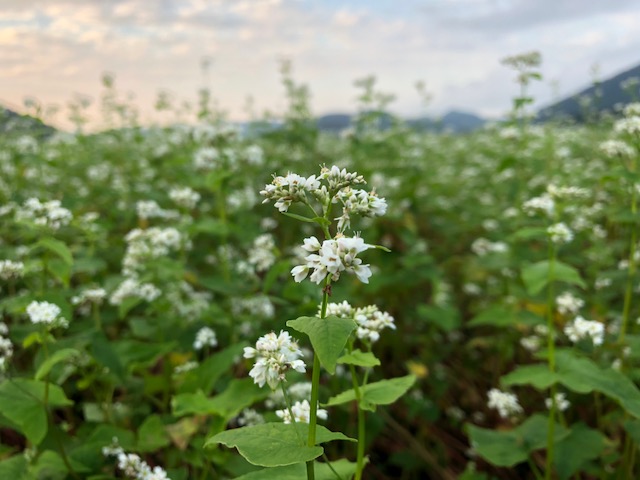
top-left (205, 165), bottom-right (415, 480)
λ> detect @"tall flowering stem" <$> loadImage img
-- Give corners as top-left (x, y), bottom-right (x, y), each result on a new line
top-left (619, 169), bottom-right (637, 344)
top-left (545, 242), bottom-right (557, 480)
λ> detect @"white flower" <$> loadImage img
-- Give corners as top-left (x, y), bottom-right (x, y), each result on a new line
top-left (169, 187), bottom-right (200, 209)
top-left (545, 392), bottom-right (570, 412)
top-left (26, 301), bottom-right (68, 329)
top-left (547, 222), bottom-right (573, 244)
top-left (522, 194), bottom-right (555, 217)
top-left (248, 234), bottom-right (276, 272)
top-left (0, 260), bottom-right (24, 280)
top-left (556, 291), bottom-right (584, 315)
top-left (353, 304), bottom-right (396, 343)
top-left (291, 236), bottom-right (373, 284)
top-left (275, 400), bottom-right (328, 424)
top-left (487, 388), bottom-right (523, 418)
top-left (194, 327), bottom-right (218, 350)
top-left (564, 316), bottom-right (604, 346)
top-left (244, 331), bottom-right (306, 390)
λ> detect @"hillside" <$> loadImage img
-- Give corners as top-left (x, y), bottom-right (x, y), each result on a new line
top-left (537, 62), bottom-right (640, 121)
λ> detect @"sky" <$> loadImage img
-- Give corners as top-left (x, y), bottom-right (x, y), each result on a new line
top-left (2, 0), bottom-right (640, 130)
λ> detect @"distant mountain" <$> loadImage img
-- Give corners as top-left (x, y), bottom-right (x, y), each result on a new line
top-left (0, 107), bottom-right (55, 136)
top-left (316, 109), bottom-right (486, 134)
top-left (537, 62), bottom-right (640, 121)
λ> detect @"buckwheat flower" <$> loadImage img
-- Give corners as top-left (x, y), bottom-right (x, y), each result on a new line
top-left (174, 361), bottom-right (198, 374)
top-left (334, 188), bottom-right (387, 232)
top-left (247, 234), bottom-right (276, 272)
top-left (101, 437), bottom-right (124, 457)
top-left (520, 335), bottom-right (542, 352)
top-left (614, 116), bottom-right (640, 136)
top-left (471, 238), bottom-right (509, 256)
top-left (260, 173), bottom-right (320, 213)
top-left (26, 301), bottom-right (68, 329)
top-left (564, 316), bottom-right (604, 346)
top-left (276, 400), bottom-right (328, 424)
top-left (244, 144), bottom-right (264, 165)
top-left (353, 305), bottom-right (396, 343)
top-left (244, 331), bottom-right (306, 390)
top-left (292, 236), bottom-right (373, 284)
top-left (547, 184), bottom-right (589, 200)
top-left (193, 146), bottom-right (220, 170)
top-left (487, 388), bottom-right (523, 418)
top-left (320, 165), bottom-right (366, 190)
top-left (194, 326), bottom-right (218, 350)
top-left (545, 392), bottom-right (570, 412)
top-left (556, 291), bottom-right (584, 315)
top-left (547, 222), bottom-right (573, 244)
top-left (0, 260), bottom-right (24, 280)
top-left (237, 408), bottom-right (265, 427)
top-left (72, 287), bottom-right (107, 306)
top-left (522, 194), bottom-right (555, 216)
top-left (324, 300), bottom-right (354, 318)
top-left (136, 200), bottom-right (167, 220)
top-left (0, 334), bottom-right (13, 373)
top-left (169, 187), bottom-right (200, 209)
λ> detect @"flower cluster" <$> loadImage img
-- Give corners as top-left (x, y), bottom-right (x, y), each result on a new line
top-left (564, 316), bottom-right (604, 346)
top-left (193, 327), bottom-right (218, 350)
top-left (545, 392), bottom-right (570, 412)
top-left (353, 305), bottom-right (396, 342)
top-left (260, 166), bottom-right (373, 224)
top-left (487, 388), bottom-right (523, 419)
top-left (15, 198), bottom-right (73, 229)
top-left (166, 282), bottom-right (212, 320)
top-left (334, 187), bottom-right (387, 232)
top-left (0, 259), bottom-right (24, 280)
top-left (26, 301), bottom-right (68, 329)
top-left (168, 187), bottom-right (200, 209)
top-left (600, 139), bottom-right (635, 158)
top-left (123, 227), bottom-right (186, 276)
top-left (547, 222), bottom-right (574, 244)
top-left (109, 278), bottom-right (161, 305)
top-left (247, 234), bottom-right (277, 272)
top-left (135, 200), bottom-right (179, 221)
top-left (522, 194), bottom-right (555, 217)
top-left (471, 238), bottom-right (508, 256)
top-left (0, 322), bottom-right (13, 373)
top-left (276, 400), bottom-right (328, 424)
top-left (72, 287), bottom-right (107, 306)
top-left (103, 438), bottom-right (170, 480)
top-left (323, 301), bottom-right (395, 342)
top-left (292, 236), bottom-right (373, 284)
top-left (260, 173), bottom-right (321, 213)
top-left (556, 291), bottom-right (584, 315)
top-left (243, 331), bottom-right (305, 390)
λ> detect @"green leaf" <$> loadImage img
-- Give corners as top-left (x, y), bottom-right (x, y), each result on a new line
top-left (173, 379), bottom-right (268, 419)
top-left (205, 423), bottom-right (354, 467)
top-left (501, 364), bottom-right (559, 390)
top-left (468, 305), bottom-right (517, 328)
top-left (34, 237), bottom-right (73, 266)
top-left (467, 414), bottom-right (568, 468)
top-left (553, 350), bottom-right (640, 417)
top-left (235, 459), bottom-right (362, 480)
top-left (417, 304), bottom-right (460, 332)
top-left (325, 375), bottom-right (416, 411)
top-left (337, 349), bottom-right (380, 368)
top-left (90, 332), bottom-right (127, 381)
top-left (521, 260), bottom-right (586, 296)
top-left (137, 415), bottom-right (170, 452)
top-left (466, 425), bottom-right (527, 467)
top-left (118, 296), bottom-right (142, 319)
top-left (0, 379), bottom-right (72, 445)
top-left (35, 348), bottom-right (80, 380)
top-left (287, 316), bottom-right (357, 374)
top-left (178, 343), bottom-right (246, 394)
top-left (0, 455), bottom-right (28, 478)
top-left (554, 423), bottom-right (607, 480)
top-left (47, 258), bottom-right (72, 287)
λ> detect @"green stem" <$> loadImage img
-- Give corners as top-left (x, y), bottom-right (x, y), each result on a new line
top-left (306, 275), bottom-right (332, 480)
top-left (619, 181), bottom-right (637, 343)
top-left (92, 302), bottom-right (102, 331)
top-left (348, 363), bottom-right (366, 480)
top-left (545, 243), bottom-right (557, 480)
top-left (281, 383), bottom-right (303, 444)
